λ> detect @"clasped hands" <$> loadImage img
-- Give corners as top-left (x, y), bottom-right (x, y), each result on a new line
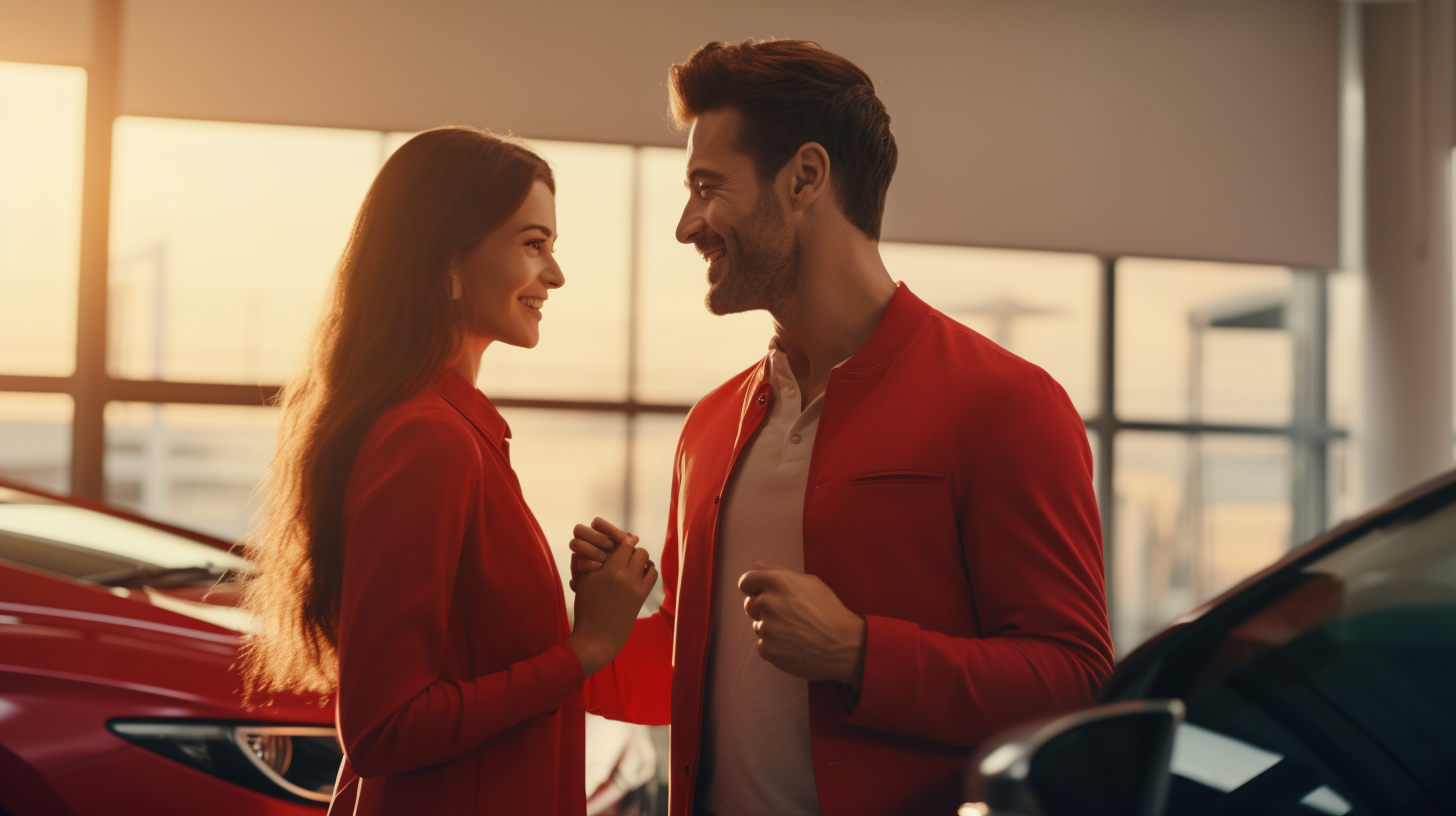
top-left (570, 518), bottom-right (866, 692)
top-left (564, 519), bottom-right (658, 678)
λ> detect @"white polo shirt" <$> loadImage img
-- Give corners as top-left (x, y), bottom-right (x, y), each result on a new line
top-left (696, 342), bottom-right (831, 816)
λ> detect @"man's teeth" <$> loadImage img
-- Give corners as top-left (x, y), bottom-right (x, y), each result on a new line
top-left (519, 297), bottom-right (543, 310)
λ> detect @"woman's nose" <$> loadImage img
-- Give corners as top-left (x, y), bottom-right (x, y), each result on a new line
top-left (543, 256), bottom-right (565, 289)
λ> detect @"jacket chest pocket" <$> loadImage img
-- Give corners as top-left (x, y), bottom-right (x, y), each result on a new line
top-left (813, 471), bottom-right (973, 628)
top-left (815, 472), bottom-right (960, 572)
top-left (842, 471), bottom-right (955, 541)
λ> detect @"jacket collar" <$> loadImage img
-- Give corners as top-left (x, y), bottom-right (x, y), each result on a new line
top-left (836, 282), bottom-right (932, 372)
top-left (428, 367), bottom-right (510, 449)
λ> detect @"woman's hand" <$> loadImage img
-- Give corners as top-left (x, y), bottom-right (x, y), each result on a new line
top-left (567, 518), bottom-right (632, 592)
top-left (567, 520), bottom-right (657, 677)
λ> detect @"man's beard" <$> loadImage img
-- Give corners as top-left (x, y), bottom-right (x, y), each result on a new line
top-left (703, 189), bottom-right (800, 316)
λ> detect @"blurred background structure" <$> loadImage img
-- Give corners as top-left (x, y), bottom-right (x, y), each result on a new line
top-left (0, 0), bottom-right (1452, 661)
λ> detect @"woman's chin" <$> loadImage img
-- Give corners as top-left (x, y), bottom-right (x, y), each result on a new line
top-left (502, 330), bottom-right (541, 350)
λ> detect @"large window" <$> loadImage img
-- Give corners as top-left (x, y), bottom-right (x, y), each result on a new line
top-left (0, 60), bottom-right (1344, 654)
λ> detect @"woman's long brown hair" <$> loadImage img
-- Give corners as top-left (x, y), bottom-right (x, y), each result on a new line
top-left (238, 127), bottom-right (553, 699)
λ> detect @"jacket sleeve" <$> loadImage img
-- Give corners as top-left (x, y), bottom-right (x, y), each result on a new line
top-left (841, 370), bottom-right (1115, 745)
top-left (579, 438), bottom-right (681, 725)
top-left (336, 410), bottom-right (585, 778)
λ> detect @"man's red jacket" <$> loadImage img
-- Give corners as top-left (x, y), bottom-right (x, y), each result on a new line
top-left (584, 284), bottom-right (1114, 815)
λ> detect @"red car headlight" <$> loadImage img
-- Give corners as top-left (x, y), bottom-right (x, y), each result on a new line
top-left (108, 720), bottom-right (340, 805)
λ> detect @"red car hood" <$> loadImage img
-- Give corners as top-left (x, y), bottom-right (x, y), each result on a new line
top-left (0, 561), bottom-right (329, 723)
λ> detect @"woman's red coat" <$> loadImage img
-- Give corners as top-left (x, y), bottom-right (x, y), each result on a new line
top-left (328, 369), bottom-right (587, 815)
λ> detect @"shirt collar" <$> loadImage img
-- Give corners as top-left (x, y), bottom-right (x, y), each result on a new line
top-left (428, 367), bottom-right (511, 449)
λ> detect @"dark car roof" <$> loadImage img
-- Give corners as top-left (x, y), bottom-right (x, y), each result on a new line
top-left (1102, 466), bottom-right (1456, 700)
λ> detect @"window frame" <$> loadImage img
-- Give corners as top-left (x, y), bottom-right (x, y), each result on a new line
top-left (0, 5), bottom-right (1344, 647)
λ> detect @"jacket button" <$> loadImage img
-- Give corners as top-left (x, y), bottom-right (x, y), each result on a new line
top-left (713, 495), bottom-right (720, 504)
top-left (684, 764), bottom-right (691, 774)
top-left (757, 393), bottom-right (767, 405)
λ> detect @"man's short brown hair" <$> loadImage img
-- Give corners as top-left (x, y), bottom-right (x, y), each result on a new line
top-left (669, 39), bottom-right (898, 240)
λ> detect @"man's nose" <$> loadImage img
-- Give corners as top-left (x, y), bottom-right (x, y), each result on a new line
top-left (676, 198), bottom-right (703, 245)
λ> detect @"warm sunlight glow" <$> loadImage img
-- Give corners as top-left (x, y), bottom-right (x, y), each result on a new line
top-left (0, 62), bottom-right (85, 376)
top-left (0, 89), bottom-right (1314, 655)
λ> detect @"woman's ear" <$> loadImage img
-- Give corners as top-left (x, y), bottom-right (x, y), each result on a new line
top-left (449, 273), bottom-right (464, 300)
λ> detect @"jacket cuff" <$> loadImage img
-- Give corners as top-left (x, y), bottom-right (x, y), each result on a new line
top-left (838, 614), bottom-right (921, 730)
top-left (542, 638), bottom-right (588, 709)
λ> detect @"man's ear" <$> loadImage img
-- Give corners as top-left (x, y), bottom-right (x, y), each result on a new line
top-left (787, 142), bottom-right (831, 211)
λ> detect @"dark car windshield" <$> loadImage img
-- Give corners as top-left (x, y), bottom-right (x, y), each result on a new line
top-left (0, 486), bottom-right (251, 587)
top-left (1160, 495), bottom-right (1456, 815)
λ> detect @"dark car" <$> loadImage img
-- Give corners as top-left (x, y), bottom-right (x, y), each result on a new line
top-left (962, 468), bottom-right (1456, 816)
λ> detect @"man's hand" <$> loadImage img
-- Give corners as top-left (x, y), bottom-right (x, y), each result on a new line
top-left (739, 562), bottom-right (866, 691)
top-left (568, 517), bottom-right (636, 593)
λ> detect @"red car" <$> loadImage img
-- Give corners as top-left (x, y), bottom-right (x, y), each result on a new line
top-left (0, 478), bottom-right (338, 815)
top-left (0, 478), bottom-right (661, 816)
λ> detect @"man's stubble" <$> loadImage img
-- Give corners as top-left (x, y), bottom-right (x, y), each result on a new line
top-left (705, 186), bottom-right (801, 317)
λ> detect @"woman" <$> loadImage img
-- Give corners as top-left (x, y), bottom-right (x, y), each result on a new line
top-left (238, 126), bottom-right (658, 815)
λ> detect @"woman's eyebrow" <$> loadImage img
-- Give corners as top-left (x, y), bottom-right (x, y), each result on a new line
top-left (517, 224), bottom-right (554, 237)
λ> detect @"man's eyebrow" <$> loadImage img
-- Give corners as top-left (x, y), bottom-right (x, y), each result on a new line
top-left (518, 224), bottom-right (554, 237)
top-left (684, 168), bottom-right (727, 188)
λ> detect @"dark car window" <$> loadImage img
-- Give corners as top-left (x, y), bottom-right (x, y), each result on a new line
top-left (1162, 498), bottom-right (1456, 815)
top-left (0, 486), bottom-right (250, 586)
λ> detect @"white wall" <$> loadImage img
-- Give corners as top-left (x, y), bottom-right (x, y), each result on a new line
top-left (1361, 0), bottom-right (1455, 504)
top-left (0, 0), bottom-right (90, 66)
top-left (1, 0), bottom-right (1341, 267)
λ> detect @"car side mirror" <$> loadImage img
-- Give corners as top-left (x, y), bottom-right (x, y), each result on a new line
top-left (961, 699), bottom-right (1184, 816)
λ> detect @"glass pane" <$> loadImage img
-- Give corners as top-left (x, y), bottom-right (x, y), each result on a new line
top-left (0, 62), bottom-right (85, 376)
top-left (104, 402), bottom-right (278, 541)
top-left (1118, 258), bottom-right (1293, 425)
top-left (0, 392), bottom-right (72, 493)
top-left (476, 139), bottom-right (631, 400)
top-left (1113, 432), bottom-right (1291, 653)
top-left (498, 408), bottom-right (627, 600)
top-left (636, 147), bottom-right (774, 404)
top-left (109, 117), bottom-right (382, 384)
top-left (881, 244), bottom-right (1099, 414)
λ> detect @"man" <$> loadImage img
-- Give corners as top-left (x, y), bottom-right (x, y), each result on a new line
top-left (573, 38), bottom-right (1113, 816)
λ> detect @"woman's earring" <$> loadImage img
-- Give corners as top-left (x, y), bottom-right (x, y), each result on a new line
top-left (450, 274), bottom-right (464, 300)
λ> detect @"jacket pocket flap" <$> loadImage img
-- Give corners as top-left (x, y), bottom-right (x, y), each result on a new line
top-left (848, 470), bottom-right (946, 484)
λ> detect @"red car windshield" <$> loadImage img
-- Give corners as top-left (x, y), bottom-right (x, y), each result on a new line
top-left (0, 485), bottom-right (250, 588)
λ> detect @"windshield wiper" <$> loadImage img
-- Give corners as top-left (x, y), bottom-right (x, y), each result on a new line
top-left (84, 565), bottom-right (231, 589)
